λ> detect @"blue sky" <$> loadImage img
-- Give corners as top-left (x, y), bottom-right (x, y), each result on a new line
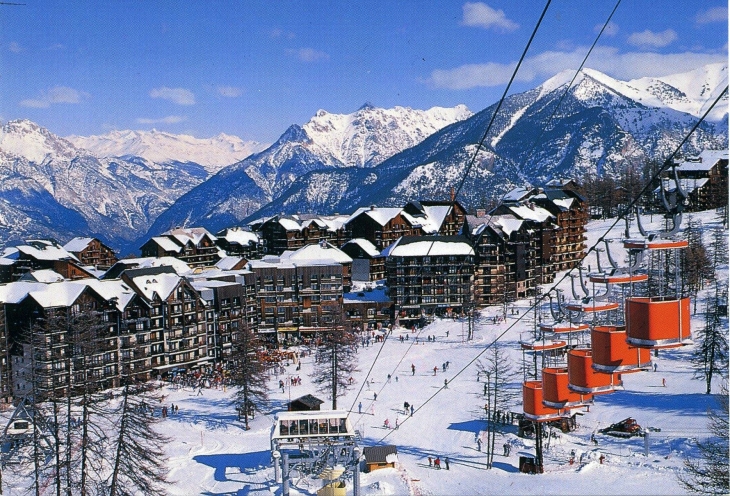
top-left (1, 1), bottom-right (727, 142)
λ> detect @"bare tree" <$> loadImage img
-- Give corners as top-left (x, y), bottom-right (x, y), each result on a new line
top-left (310, 306), bottom-right (358, 410)
top-left (107, 352), bottom-right (170, 496)
top-left (229, 320), bottom-right (269, 430)
top-left (691, 291), bottom-right (729, 395)
top-left (477, 343), bottom-right (520, 469)
top-left (678, 382), bottom-right (729, 494)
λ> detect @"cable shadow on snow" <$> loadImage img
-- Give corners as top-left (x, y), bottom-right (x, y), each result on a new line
top-left (594, 391), bottom-right (716, 417)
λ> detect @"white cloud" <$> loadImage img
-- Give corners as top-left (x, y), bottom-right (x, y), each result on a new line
top-left (270, 28), bottom-right (295, 39)
top-left (149, 87), bottom-right (195, 105)
top-left (428, 45), bottom-right (727, 90)
top-left (461, 2), bottom-right (518, 32)
top-left (136, 115), bottom-right (186, 125)
top-left (289, 48), bottom-right (330, 62)
top-left (8, 41), bottom-right (22, 53)
top-left (594, 21), bottom-right (619, 37)
top-left (216, 86), bottom-right (243, 98)
top-left (695, 6), bottom-right (728, 24)
top-left (626, 29), bottom-right (677, 49)
top-left (19, 86), bottom-right (89, 108)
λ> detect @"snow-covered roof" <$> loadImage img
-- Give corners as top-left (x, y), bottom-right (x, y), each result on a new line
top-left (16, 241), bottom-right (79, 262)
top-left (419, 205), bottom-right (452, 233)
top-left (386, 237), bottom-right (474, 257)
top-left (215, 256), bottom-right (247, 271)
top-left (553, 198), bottom-right (575, 211)
top-left (278, 217), bottom-right (303, 231)
top-left (494, 215), bottom-right (524, 236)
top-left (503, 188), bottom-right (534, 202)
top-left (342, 238), bottom-right (381, 258)
top-left (219, 228), bottom-right (259, 246)
top-left (109, 257), bottom-right (191, 276)
top-left (508, 204), bottom-right (554, 223)
top-left (28, 283), bottom-right (87, 309)
top-left (131, 272), bottom-right (183, 301)
top-left (62, 237), bottom-right (95, 253)
top-left (21, 269), bottom-right (65, 283)
top-left (0, 281), bottom-right (49, 304)
top-left (150, 236), bottom-right (183, 253)
top-left (346, 207), bottom-right (404, 227)
top-left (163, 227), bottom-right (217, 244)
top-left (283, 242), bottom-right (353, 264)
top-left (677, 149), bottom-right (728, 172)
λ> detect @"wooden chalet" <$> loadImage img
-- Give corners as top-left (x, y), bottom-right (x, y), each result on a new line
top-left (362, 445), bottom-right (398, 472)
top-left (63, 237), bottom-right (118, 270)
top-left (287, 394), bottom-right (325, 411)
top-left (140, 227), bottom-right (219, 268)
top-left (340, 238), bottom-right (385, 282)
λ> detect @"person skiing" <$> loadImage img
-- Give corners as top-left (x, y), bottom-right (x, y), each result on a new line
top-left (411, 364), bottom-right (416, 376)
top-left (433, 366), bottom-right (437, 376)
top-left (434, 457), bottom-right (441, 469)
top-left (410, 404), bottom-right (414, 416)
top-left (428, 456), bottom-right (432, 467)
top-left (445, 457), bottom-right (450, 470)
top-left (358, 402), bottom-right (362, 414)
top-left (477, 438), bottom-right (482, 451)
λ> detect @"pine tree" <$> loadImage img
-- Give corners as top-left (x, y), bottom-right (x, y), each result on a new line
top-left (310, 306), bottom-right (358, 410)
top-left (230, 320), bottom-right (269, 430)
top-left (678, 382), bottom-right (729, 494)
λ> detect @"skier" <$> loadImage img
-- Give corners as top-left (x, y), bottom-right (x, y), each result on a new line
top-left (444, 379), bottom-right (448, 388)
top-left (374, 392), bottom-right (377, 401)
top-left (445, 457), bottom-right (450, 470)
top-left (358, 402), bottom-right (362, 414)
top-left (434, 457), bottom-right (441, 469)
top-left (411, 364), bottom-right (416, 376)
top-left (428, 456), bottom-right (432, 467)
top-left (433, 366), bottom-right (437, 376)
top-left (477, 438), bottom-right (482, 452)
top-left (404, 401), bottom-right (410, 414)
top-left (410, 404), bottom-right (414, 416)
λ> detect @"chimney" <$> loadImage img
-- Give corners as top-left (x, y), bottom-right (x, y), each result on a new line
top-left (370, 205), bottom-right (376, 211)
top-left (476, 209), bottom-right (486, 218)
top-left (450, 187), bottom-right (455, 202)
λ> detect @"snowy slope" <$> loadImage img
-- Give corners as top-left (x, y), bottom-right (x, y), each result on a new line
top-left (67, 129), bottom-right (268, 175)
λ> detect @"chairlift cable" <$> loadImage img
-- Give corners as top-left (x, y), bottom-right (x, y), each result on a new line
top-left (375, 82), bottom-right (729, 446)
top-left (453, 0), bottom-right (553, 201)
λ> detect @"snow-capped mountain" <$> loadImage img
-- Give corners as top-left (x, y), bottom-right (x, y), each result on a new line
top-left (67, 129), bottom-right (267, 175)
top-left (245, 63), bottom-right (728, 219)
top-left (142, 104), bottom-right (473, 238)
top-left (2, 63), bottom-right (726, 254)
top-left (0, 120), bottom-right (210, 250)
